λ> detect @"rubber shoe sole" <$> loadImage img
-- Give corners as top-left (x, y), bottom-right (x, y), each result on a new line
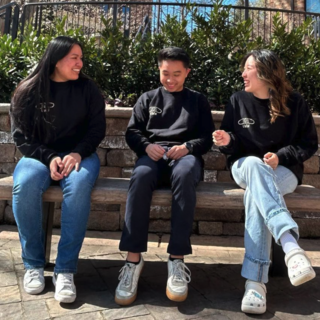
top-left (290, 267), bottom-right (316, 286)
top-left (115, 293), bottom-right (137, 306)
top-left (24, 283), bottom-right (45, 295)
top-left (241, 304), bottom-right (266, 314)
top-left (54, 292), bottom-right (76, 303)
top-left (166, 287), bottom-right (188, 302)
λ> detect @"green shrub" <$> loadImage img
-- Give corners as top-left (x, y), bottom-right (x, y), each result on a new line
top-left (267, 14), bottom-right (320, 110)
top-left (0, 32), bottom-right (38, 102)
top-left (0, 0), bottom-right (319, 113)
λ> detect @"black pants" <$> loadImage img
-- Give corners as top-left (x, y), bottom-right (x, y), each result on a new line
top-left (119, 155), bottom-right (202, 255)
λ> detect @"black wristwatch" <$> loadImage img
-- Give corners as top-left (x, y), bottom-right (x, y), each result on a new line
top-left (184, 142), bottom-right (193, 154)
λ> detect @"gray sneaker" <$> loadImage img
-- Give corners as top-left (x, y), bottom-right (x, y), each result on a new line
top-left (166, 259), bottom-right (191, 302)
top-left (53, 273), bottom-right (76, 303)
top-left (24, 268), bottom-right (45, 294)
top-left (115, 256), bottom-right (144, 305)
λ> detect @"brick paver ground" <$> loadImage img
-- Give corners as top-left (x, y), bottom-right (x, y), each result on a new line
top-left (0, 225), bottom-right (320, 320)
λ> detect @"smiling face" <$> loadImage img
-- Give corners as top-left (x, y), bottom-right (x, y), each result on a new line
top-left (159, 59), bottom-right (190, 92)
top-left (51, 44), bottom-right (83, 82)
top-left (242, 55), bottom-right (269, 99)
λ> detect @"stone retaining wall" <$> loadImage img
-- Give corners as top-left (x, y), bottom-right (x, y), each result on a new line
top-left (1, 104), bottom-right (320, 238)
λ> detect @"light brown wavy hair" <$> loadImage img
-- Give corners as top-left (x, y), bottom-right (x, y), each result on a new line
top-left (240, 49), bottom-right (292, 123)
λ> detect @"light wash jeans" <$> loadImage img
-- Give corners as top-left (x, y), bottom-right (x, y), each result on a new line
top-left (231, 156), bottom-right (299, 283)
top-left (12, 152), bottom-right (100, 274)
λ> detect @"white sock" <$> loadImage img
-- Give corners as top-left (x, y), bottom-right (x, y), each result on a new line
top-left (280, 231), bottom-right (300, 254)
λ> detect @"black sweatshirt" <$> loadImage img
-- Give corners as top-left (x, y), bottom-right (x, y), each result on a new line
top-left (126, 87), bottom-right (215, 158)
top-left (219, 91), bottom-right (318, 184)
top-left (11, 78), bottom-right (106, 166)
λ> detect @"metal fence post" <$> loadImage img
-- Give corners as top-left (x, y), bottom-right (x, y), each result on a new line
top-left (245, 0), bottom-right (249, 20)
top-left (20, 5), bottom-right (26, 39)
top-left (314, 19), bottom-right (320, 41)
top-left (3, 6), bottom-right (12, 35)
top-left (113, 0), bottom-right (118, 28)
top-left (157, 0), bottom-right (161, 33)
top-left (12, 5), bottom-right (19, 40)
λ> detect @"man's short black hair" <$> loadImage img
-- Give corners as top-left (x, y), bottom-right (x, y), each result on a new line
top-left (158, 47), bottom-right (190, 69)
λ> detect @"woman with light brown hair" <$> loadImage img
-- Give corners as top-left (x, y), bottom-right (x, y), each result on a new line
top-left (213, 49), bottom-right (317, 314)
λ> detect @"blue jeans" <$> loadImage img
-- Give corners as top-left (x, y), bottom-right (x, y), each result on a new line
top-left (120, 154), bottom-right (202, 255)
top-left (12, 152), bottom-right (100, 274)
top-left (231, 156), bottom-right (299, 283)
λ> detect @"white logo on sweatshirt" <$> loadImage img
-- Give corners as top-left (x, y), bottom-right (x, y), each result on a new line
top-left (149, 106), bottom-right (162, 116)
top-left (36, 102), bottom-right (55, 113)
top-left (238, 118), bottom-right (255, 128)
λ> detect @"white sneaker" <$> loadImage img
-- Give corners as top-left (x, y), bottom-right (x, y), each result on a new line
top-left (115, 256), bottom-right (144, 306)
top-left (285, 248), bottom-right (316, 286)
top-left (241, 280), bottom-right (267, 314)
top-left (166, 259), bottom-right (191, 302)
top-left (52, 273), bottom-right (76, 303)
top-left (23, 268), bottom-right (45, 294)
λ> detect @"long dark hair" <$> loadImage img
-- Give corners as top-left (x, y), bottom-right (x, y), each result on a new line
top-left (241, 49), bottom-right (292, 123)
top-left (11, 36), bottom-right (85, 139)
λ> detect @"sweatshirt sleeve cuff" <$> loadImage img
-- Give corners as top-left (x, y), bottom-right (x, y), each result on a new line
top-left (45, 152), bottom-right (59, 167)
top-left (143, 142), bottom-right (151, 151)
top-left (219, 132), bottom-right (234, 151)
top-left (276, 150), bottom-right (287, 166)
top-left (72, 148), bottom-right (86, 160)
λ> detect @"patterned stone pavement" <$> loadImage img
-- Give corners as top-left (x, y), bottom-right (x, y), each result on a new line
top-left (0, 225), bottom-right (320, 320)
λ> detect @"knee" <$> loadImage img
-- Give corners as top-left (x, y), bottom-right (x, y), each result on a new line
top-left (172, 166), bottom-right (199, 186)
top-left (244, 156), bottom-right (263, 167)
top-left (13, 170), bottom-right (50, 196)
top-left (63, 171), bottom-right (96, 195)
top-left (14, 158), bottom-right (50, 190)
top-left (131, 164), bottom-right (158, 185)
top-left (241, 156), bottom-right (269, 173)
top-left (13, 181), bottom-right (44, 200)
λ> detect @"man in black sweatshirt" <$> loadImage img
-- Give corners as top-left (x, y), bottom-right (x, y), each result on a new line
top-left (115, 47), bottom-right (215, 305)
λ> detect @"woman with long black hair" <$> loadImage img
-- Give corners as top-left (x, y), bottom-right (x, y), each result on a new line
top-left (10, 36), bottom-right (106, 303)
top-left (213, 49), bottom-right (317, 314)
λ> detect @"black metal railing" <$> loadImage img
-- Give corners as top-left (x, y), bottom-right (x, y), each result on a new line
top-left (1, 1), bottom-right (320, 42)
top-left (0, 2), bottom-right (19, 40)
top-left (229, 5), bottom-right (320, 41)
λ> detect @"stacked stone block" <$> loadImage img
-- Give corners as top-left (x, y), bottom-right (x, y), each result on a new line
top-left (0, 104), bottom-right (319, 238)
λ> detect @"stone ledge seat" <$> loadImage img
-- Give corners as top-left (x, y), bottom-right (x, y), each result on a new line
top-left (1, 176), bottom-right (320, 276)
top-left (1, 176), bottom-right (319, 209)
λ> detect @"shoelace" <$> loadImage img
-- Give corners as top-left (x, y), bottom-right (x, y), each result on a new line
top-left (172, 260), bottom-right (191, 283)
top-left (118, 263), bottom-right (135, 287)
top-left (27, 269), bottom-right (41, 281)
top-left (58, 274), bottom-right (73, 289)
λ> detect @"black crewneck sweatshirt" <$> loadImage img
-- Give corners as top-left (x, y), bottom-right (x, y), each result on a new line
top-left (126, 87), bottom-right (215, 157)
top-left (11, 78), bottom-right (106, 166)
top-left (219, 91), bottom-right (318, 184)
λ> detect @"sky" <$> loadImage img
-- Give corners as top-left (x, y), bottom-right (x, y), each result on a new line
top-left (307, 0), bottom-right (320, 13)
top-left (222, 0), bottom-right (238, 4)
top-left (223, 0), bottom-right (320, 12)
